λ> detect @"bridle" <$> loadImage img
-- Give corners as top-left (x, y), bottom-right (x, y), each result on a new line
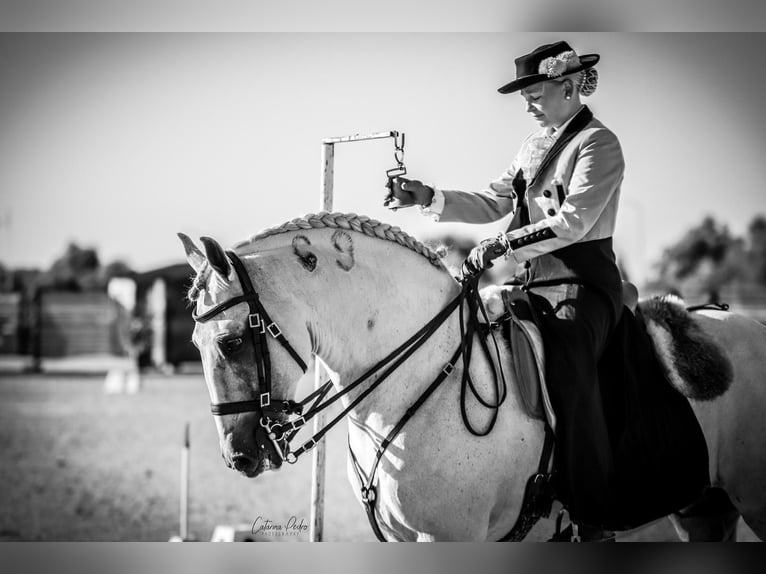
top-left (191, 249), bottom-right (507, 463)
top-left (192, 250), bottom-right (328, 463)
top-left (192, 249), bottom-right (552, 541)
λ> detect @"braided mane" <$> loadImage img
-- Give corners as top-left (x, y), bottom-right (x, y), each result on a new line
top-left (233, 212), bottom-right (445, 268)
top-left (188, 212), bottom-right (446, 303)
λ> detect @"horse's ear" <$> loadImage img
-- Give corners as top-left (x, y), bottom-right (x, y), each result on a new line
top-left (199, 236), bottom-right (232, 280)
top-left (177, 233), bottom-right (206, 273)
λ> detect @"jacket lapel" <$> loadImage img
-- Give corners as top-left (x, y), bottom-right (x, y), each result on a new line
top-left (529, 105), bottom-right (594, 187)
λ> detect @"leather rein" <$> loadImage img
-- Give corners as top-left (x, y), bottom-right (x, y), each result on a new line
top-left (192, 250), bottom-right (549, 541)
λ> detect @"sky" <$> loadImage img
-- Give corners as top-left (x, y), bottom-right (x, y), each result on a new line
top-left (1, 32), bottom-right (765, 285)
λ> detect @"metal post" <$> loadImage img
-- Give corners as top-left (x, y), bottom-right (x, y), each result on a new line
top-left (321, 142), bottom-right (335, 212)
top-left (310, 143), bottom-right (334, 542)
top-left (180, 422), bottom-right (190, 540)
top-left (310, 130), bottom-right (403, 542)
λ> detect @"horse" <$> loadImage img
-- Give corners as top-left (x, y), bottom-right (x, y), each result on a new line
top-left (178, 212), bottom-right (766, 542)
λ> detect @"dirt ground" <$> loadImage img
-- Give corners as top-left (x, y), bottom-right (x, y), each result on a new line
top-left (0, 372), bottom-right (759, 542)
top-left (0, 372), bottom-right (375, 542)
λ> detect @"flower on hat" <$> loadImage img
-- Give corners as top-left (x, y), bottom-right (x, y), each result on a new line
top-left (538, 50), bottom-right (581, 78)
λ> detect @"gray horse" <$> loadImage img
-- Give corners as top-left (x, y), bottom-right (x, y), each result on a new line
top-left (180, 213), bottom-right (766, 541)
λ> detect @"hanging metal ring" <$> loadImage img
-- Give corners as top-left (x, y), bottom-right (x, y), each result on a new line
top-left (393, 132), bottom-right (405, 166)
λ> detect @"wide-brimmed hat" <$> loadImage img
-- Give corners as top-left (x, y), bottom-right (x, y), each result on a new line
top-left (498, 41), bottom-right (600, 94)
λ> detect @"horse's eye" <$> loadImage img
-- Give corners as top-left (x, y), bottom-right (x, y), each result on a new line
top-left (219, 337), bottom-right (244, 355)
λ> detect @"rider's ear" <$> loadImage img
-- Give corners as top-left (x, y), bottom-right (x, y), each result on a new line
top-left (199, 236), bottom-right (232, 280)
top-left (177, 232), bottom-right (206, 273)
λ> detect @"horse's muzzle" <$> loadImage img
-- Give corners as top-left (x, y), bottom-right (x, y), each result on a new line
top-left (222, 421), bottom-right (284, 478)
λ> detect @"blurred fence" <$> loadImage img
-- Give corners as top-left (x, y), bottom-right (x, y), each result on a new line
top-left (0, 266), bottom-right (199, 372)
top-left (0, 293), bottom-right (21, 354)
top-left (1, 277), bottom-right (764, 368)
top-left (0, 290), bottom-right (130, 366)
top-left (38, 292), bottom-right (124, 357)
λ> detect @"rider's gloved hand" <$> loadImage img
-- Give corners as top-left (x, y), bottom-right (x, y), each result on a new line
top-left (461, 235), bottom-right (510, 278)
top-left (384, 177), bottom-right (434, 210)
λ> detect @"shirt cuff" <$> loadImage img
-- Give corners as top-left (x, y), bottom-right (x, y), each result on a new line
top-left (417, 186), bottom-right (445, 221)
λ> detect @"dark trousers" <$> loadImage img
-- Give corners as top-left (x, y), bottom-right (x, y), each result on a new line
top-left (529, 281), bottom-right (621, 527)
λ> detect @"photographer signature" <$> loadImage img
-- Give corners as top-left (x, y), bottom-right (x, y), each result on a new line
top-left (251, 516), bottom-right (309, 536)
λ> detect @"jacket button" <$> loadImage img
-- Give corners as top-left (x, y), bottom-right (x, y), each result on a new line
top-left (543, 189), bottom-right (551, 198)
top-left (547, 208), bottom-right (556, 216)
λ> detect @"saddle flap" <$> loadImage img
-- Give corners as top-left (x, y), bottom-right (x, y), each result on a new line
top-left (501, 289), bottom-right (556, 430)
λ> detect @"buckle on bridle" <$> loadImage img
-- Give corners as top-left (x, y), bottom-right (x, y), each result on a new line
top-left (267, 322), bottom-right (282, 338)
top-left (260, 392), bottom-right (271, 408)
top-left (249, 313), bottom-right (266, 333)
top-left (361, 486), bottom-right (377, 503)
top-left (290, 416), bottom-right (306, 431)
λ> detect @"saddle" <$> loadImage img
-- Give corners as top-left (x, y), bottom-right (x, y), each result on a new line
top-left (483, 283), bottom-right (713, 531)
top-left (497, 288), bottom-right (556, 429)
top-left (482, 281), bottom-right (639, 429)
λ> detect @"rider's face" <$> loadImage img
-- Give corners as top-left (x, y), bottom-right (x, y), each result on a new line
top-left (520, 80), bottom-right (571, 128)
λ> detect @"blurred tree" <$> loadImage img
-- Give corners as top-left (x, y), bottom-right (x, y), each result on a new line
top-left (12, 269), bottom-right (43, 296)
top-left (647, 215), bottom-right (762, 299)
top-left (103, 259), bottom-right (136, 283)
top-left (15, 243), bottom-right (136, 293)
top-left (656, 217), bottom-right (733, 278)
top-left (39, 243), bottom-right (101, 291)
top-left (0, 261), bottom-right (10, 292)
top-left (747, 215), bottom-right (766, 285)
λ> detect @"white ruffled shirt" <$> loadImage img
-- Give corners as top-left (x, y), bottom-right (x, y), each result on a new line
top-left (420, 106), bottom-right (584, 220)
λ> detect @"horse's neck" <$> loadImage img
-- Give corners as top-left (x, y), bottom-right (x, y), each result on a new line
top-left (251, 230), bottom-right (462, 423)
top-left (318, 262), bottom-right (460, 421)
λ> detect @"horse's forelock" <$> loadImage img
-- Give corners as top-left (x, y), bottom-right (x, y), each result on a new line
top-left (186, 266), bottom-right (210, 304)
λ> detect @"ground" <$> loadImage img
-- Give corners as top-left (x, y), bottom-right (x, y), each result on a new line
top-left (0, 370), bottom-right (759, 541)
top-left (0, 372), bottom-right (373, 541)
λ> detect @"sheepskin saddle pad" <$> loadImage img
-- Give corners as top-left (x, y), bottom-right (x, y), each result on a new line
top-left (639, 295), bottom-right (733, 401)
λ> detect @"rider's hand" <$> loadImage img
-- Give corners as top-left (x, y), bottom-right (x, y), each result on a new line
top-left (461, 236), bottom-right (510, 278)
top-left (384, 177), bottom-right (434, 210)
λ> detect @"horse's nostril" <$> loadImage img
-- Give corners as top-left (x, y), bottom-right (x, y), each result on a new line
top-left (232, 455), bottom-right (253, 472)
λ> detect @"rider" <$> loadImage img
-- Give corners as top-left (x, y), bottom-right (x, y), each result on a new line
top-left (384, 40), bottom-right (624, 538)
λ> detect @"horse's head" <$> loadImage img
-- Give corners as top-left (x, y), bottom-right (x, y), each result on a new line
top-left (178, 233), bottom-right (312, 478)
